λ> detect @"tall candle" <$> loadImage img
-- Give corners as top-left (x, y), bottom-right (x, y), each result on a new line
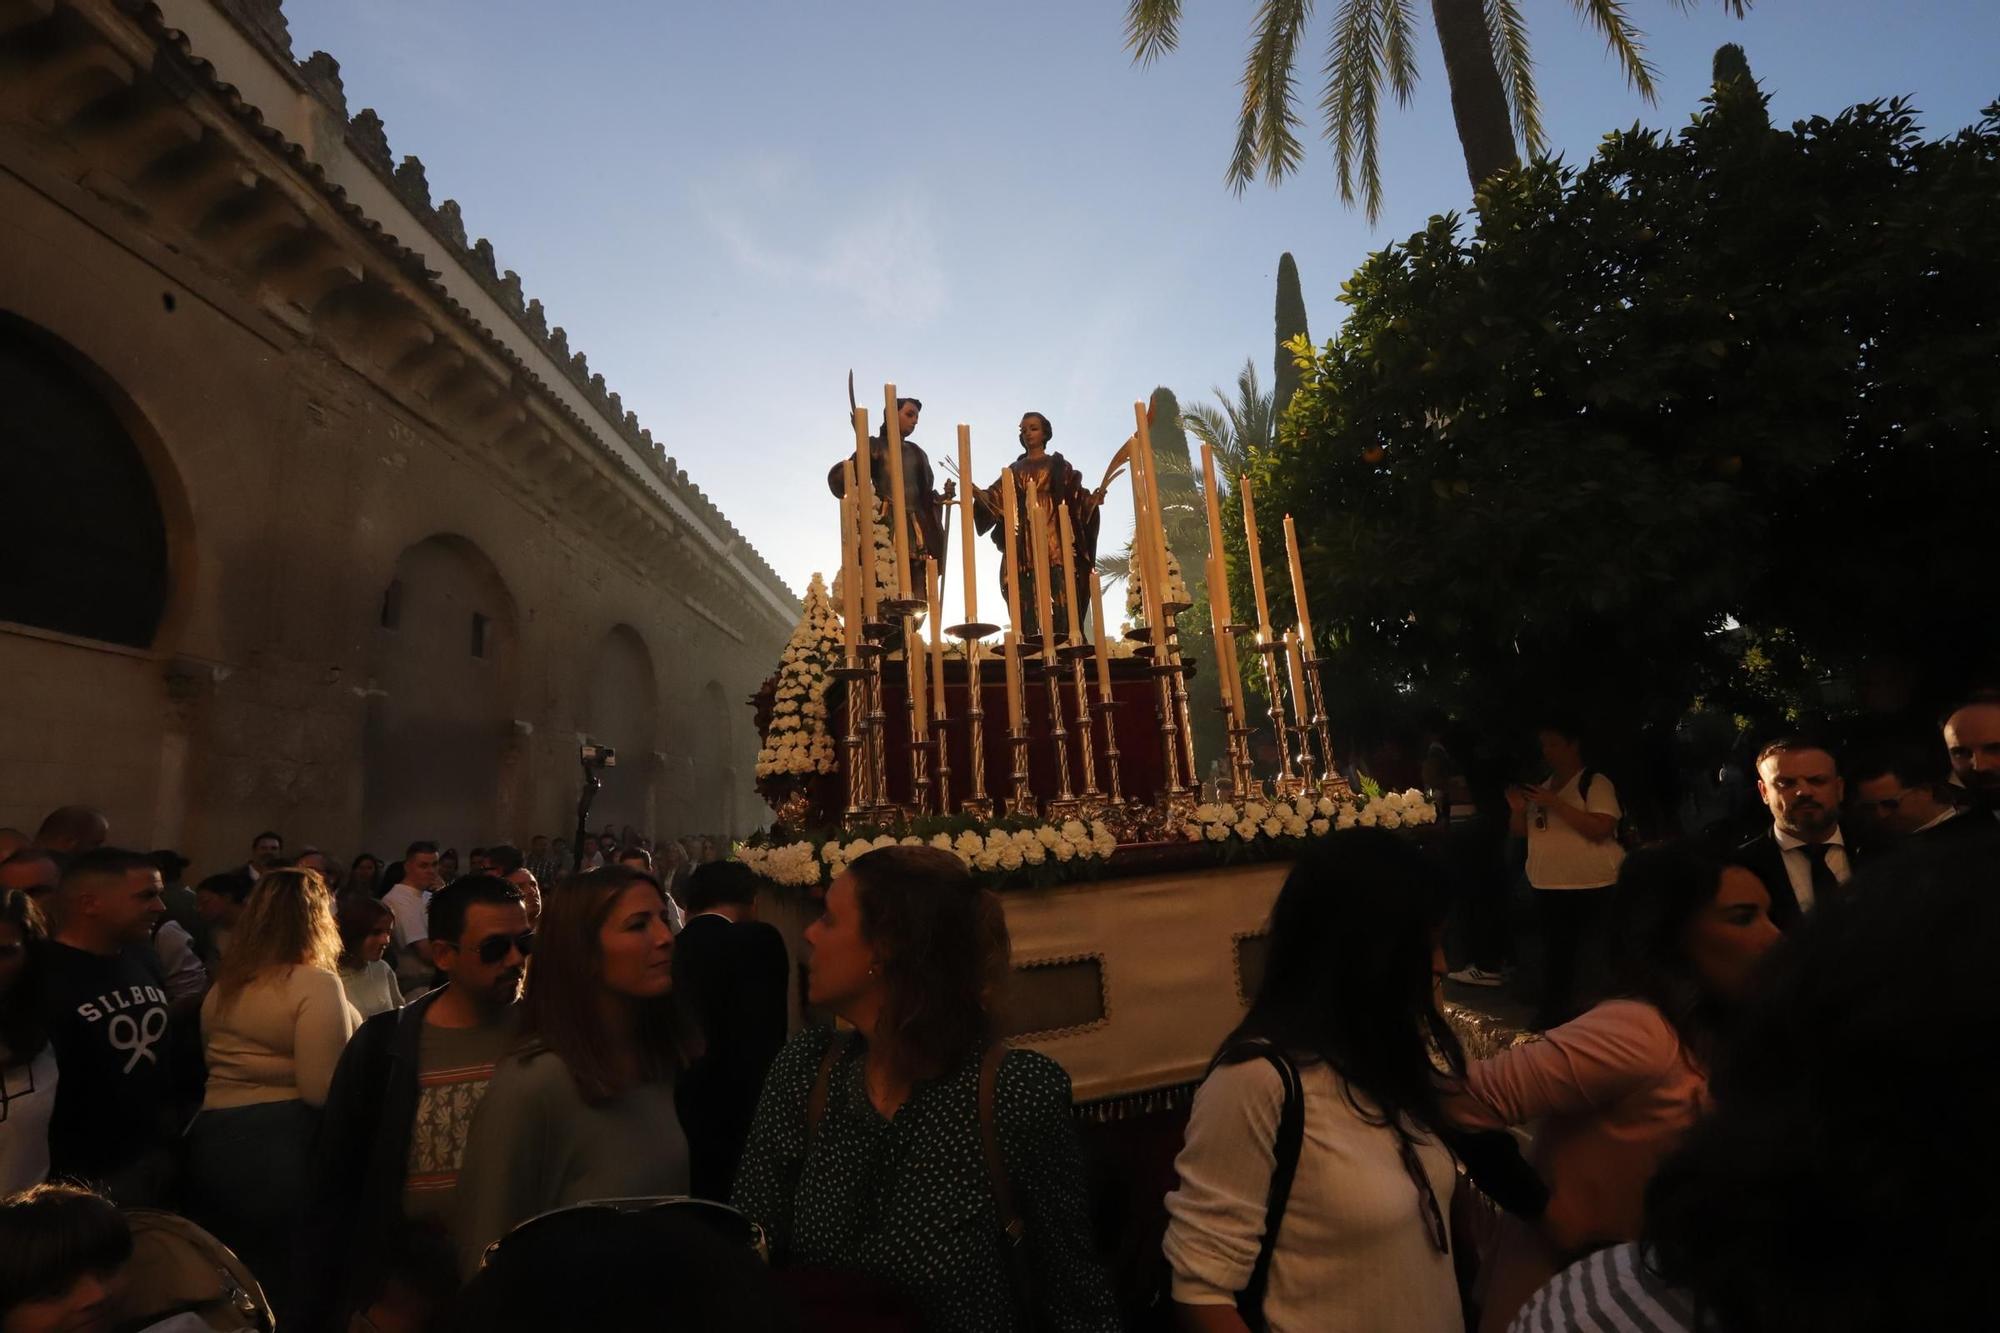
top-left (1000, 467), bottom-right (1023, 635)
top-left (927, 557), bottom-right (947, 718)
top-left (1003, 630), bottom-right (1023, 731)
top-left (1088, 568), bottom-right (1113, 697)
top-left (1285, 629), bottom-right (1310, 728)
top-left (1136, 420), bottom-right (1168, 640)
top-left (1135, 403), bottom-right (1172, 615)
top-left (1026, 478), bottom-right (1055, 648)
top-left (883, 383), bottom-right (911, 601)
top-left (1057, 502), bottom-right (1084, 646)
top-left (956, 424), bottom-right (978, 623)
top-left (1283, 514), bottom-right (1315, 656)
top-left (908, 626), bottom-right (928, 732)
top-left (851, 406), bottom-right (877, 621)
top-left (1241, 474), bottom-right (1273, 639)
top-left (840, 472), bottom-right (859, 655)
top-left (1200, 443), bottom-right (1242, 728)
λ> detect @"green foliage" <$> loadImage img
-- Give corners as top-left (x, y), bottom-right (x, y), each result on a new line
top-left (1260, 90), bottom-right (2000, 733)
top-left (1274, 253), bottom-right (1312, 420)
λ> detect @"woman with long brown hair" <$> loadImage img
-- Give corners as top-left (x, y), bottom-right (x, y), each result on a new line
top-left (184, 867), bottom-right (358, 1321)
top-left (454, 864), bottom-right (699, 1272)
top-left (335, 891), bottom-right (402, 1019)
top-left (731, 845), bottom-right (1117, 1331)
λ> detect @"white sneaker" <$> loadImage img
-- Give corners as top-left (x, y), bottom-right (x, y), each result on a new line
top-left (1447, 965), bottom-right (1507, 988)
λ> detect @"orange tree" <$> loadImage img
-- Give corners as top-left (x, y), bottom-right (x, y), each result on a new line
top-left (1238, 87), bottom-right (2000, 747)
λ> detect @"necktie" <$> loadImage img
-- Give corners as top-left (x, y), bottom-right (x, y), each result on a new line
top-left (1800, 842), bottom-right (1842, 909)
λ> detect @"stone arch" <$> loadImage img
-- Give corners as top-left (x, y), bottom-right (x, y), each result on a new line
top-left (584, 623), bottom-right (661, 837)
top-left (0, 310), bottom-right (195, 650)
top-left (362, 533), bottom-right (519, 854)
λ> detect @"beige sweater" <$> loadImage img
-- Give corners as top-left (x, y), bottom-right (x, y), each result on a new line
top-left (199, 965), bottom-right (359, 1110)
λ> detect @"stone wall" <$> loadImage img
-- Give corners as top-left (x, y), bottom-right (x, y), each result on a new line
top-left (0, 0), bottom-right (789, 871)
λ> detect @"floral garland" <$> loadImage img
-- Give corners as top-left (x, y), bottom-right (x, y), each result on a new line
top-left (734, 790), bottom-right (1436, 894)
top-left (754, 573), bottom-right (840, 780)
top-left (1184, 788), bottom-right (1436, 844)
top-left (737, 816), bottom-right (1119, 888)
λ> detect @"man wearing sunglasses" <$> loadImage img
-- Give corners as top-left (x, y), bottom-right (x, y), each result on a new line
top-left (300, 875), bottom-right (530, 1333)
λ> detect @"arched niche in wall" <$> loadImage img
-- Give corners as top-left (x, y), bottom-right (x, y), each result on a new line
top-left (362, 533), bottom-right (519, 854)
top-left (0, 311), bottom-right (192, 649)
top-left (584, 623), bottom-right (661, 839)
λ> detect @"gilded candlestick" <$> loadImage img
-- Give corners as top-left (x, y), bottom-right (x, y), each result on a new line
top-left (948, 624), bottom-right (998, 819)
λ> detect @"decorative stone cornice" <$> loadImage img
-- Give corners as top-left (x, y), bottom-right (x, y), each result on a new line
top-left (0, 0), bottom-right (798, 633)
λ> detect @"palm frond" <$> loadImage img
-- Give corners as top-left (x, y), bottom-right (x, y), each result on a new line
top-left (1123, 0), bottom-right (1184, 64)
top-left (1096, 550), bottom-right (1134, 584)
top-left (1254, 0), bottom-right (1315, 184)
top-left (1484, 0), bottom-right (1545, 156)
top-left (1322, 0), bottom-right (1388, 221)
top-left (1569, 0), bottom-right (1660, 101)
top-left (1381, 0), bottom-right (1419, 105)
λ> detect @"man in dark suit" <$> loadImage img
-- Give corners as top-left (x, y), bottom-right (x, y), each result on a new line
top-left (1944, 692), bottom-right (2000, 821)
top-left (674, 860), bottom-right (790, 1200)
top-left (1734, 737), bottom-right (1858, 931)
top-left (1848, 741), bottom-right (1988, 850)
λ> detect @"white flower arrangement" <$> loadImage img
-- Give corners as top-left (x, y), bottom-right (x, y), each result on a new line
top-left (829, 510), bottom-right (897, 612)
top-left (754, 573), bottom-right (841, 780)
top-left (1182, 788), bottom-right (1436, 846)
top-left (1125, 547), bottom-right (1191, 625)
top-left (735, 816), bottom-right (1120, 888)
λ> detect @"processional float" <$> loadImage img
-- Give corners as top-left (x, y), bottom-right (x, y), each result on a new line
top-left (831, 384), bottom-right (1349, 839)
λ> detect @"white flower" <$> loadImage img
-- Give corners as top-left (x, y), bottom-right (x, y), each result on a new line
top-left (1337, 806), bottom-right (1359, 829)
top-left (1205, 823), bottom-right (1228, 842)
top-left (1244, 802), bottom-right (1269, 824)
top-left (1234, 819), bottom-right (1258, 840)
top-left (1023, 841), bottom-right (1046, 865)
top-left (1261, 817), bottom-right (1283, 838)
top-left (1036, 825), bottom-right (1061, 849)
top-left (845, 839), bottom-right (872, 860)
top-left (929, 833), bottom-right (955, 851)
top-left (1283, 816), bottom-right (1307, 837)
top-left (1061, 819), bottom-right (1088, 842)
top-left (1310, 817), bottom-right (1330, 836)
top-left (900, 835), bottom-right (923, 846)
top-left (955, 830), bottom-right (985, 859)
top-left (973, 847), bottom-right (999, 871)
top-left (1357, 806), bottom-right (1380, 827)
top-left (997, 843), bottom-right (1023, 870)
top-left (871, 834), bottom-right (897, 849)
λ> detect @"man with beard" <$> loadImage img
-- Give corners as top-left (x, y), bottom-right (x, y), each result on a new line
top-left (1943, 691), bottom-right (2000, 822)
top-left (299, 875), bottom-right (530, 1333)
top-left (1733, 738), bottom-right (1857, 930)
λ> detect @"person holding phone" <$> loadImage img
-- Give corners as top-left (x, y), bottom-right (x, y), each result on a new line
top-left (1507, 719), bottom-right (1625, 1029)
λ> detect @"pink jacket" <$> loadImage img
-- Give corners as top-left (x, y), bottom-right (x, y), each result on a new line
top-left (1455, 999), bottom-right (1708, 1333)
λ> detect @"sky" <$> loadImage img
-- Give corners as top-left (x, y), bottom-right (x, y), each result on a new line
top-left (284, 0), bottom-right (1998, 628)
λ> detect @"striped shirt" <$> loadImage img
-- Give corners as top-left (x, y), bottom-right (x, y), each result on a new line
top-left (1509, 1243), bottom-right (1701, 1333)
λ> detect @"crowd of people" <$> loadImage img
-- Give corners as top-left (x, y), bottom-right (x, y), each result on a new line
top-left (0, 693), bottom-right (1994, 1332)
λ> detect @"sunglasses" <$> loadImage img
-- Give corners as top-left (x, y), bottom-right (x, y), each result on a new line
top-left (476, 930), bottom-right (535, 965)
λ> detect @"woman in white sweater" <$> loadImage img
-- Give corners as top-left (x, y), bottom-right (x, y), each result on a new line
top-left (1163, 829), bottom-right (1466, 1333)
top-left (183, 867), bottom-right (357, 1322)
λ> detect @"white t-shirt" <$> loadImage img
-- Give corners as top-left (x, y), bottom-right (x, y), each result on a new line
top-left (383, 882), bottom-right (429, 948)
top-left (1164, 1056), bottom-right (1462, 1333)
top-left (1525, 770), bottom-right (1626, 890)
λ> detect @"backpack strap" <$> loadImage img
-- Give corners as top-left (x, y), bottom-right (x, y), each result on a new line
top-left (977, 1042), bottom-right (1039, 1328)
top-left (806, 1028), bottom-right (850, 1143)
top-left (1234, 1045), bottom-right (1306, 1332)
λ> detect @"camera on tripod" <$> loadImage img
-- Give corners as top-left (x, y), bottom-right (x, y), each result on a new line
top-left (580, 742), bottom-right (617, 769)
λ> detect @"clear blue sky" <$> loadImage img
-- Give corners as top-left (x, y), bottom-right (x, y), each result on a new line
top-left (285, 0), bottom-right (1997, 626)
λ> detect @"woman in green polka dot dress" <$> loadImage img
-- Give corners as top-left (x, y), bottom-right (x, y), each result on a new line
top-left (732, 845), bottom-right (1120, 1331)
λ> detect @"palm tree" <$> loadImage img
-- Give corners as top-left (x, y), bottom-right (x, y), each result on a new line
top-left (1098, 367), bottom-right (1272, 586)
top-left (1124, 0), bottom-right (1750, 222)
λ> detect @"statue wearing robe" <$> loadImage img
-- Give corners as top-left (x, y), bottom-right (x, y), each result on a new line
top-left (971, 414), bottom-right (1102, 642)
top-left (826, 400), bottom-right (951, 603)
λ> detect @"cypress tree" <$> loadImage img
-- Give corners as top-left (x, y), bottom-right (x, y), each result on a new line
top-left (1273, 252), bottom-right (1311, 423)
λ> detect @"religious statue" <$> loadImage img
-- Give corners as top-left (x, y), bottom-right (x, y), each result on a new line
top-left (972, 412), bottom-right (1104, 641)
top-left (825, 395), bottom-right (954, 602)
